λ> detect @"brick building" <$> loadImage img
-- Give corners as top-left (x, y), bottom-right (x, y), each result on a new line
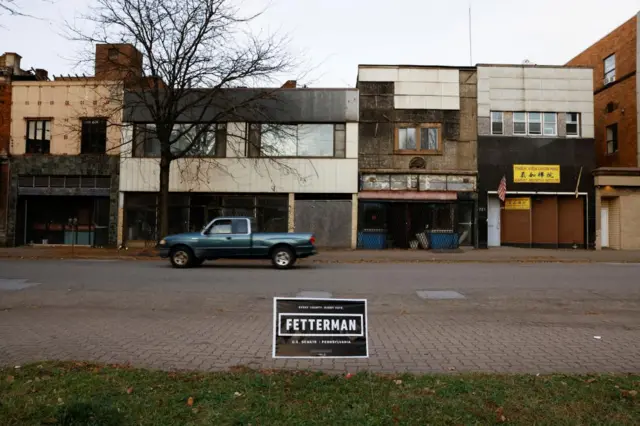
top-left (6, 44), bottom-right (141, 247)
top-left (566, 12), bottom-right (640, 250)
top-left (0, 52), bottom-right (47, 246)
top-left (355, 65), bottom-right (477, 249)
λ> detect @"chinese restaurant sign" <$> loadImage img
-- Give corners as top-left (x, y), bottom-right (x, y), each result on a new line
top-left (273, 297), bottom-right (368, 358)
top-left (513, 165), bottom-right (560, 183)
top-left (505, 197), bottom-right (531, 210)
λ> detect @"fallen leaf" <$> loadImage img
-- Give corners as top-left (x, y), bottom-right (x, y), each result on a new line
top-left (421, 388), bottom-right (435, 395)
top-left (41, 417), bottom-right (57, 424)
top-left (6, 375), bottom-right (14, 383)
top-left (41, 375), bottom-right (51, 381)
top-left (57, 398), bottom-right (64, 405)
top-left (561, 381), bottom-right (567, 386)
top-left (187, 396), bottom-right (194, 406)
top-left (621, 390), bottom-right (637, 398)
top-left (35, 377), bottom-right (41, 382)
top-left (126, 387), bottom-right (133, 395)
top-left (394, 380), bottom-right (403, 385)
top-left (14, 365), bottom-right (21, 369)
top-left (448, 367), bottom-right (456, 371)
top-left (496, 407), bottom-right (507, 423)
top-left (192, 408), bottom-right (199, 414)
top-left (234, 392), bottom-right (243, 397)
top-left (585, 378), bottom-right (597, 384)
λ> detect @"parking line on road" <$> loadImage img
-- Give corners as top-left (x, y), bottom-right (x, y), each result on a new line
top-left (416, 290), bottom-right (465, 300)
top-left (296, 291), bottom-right (333, 299)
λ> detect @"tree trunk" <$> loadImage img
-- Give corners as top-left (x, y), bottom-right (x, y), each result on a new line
top-left (157, 155), bottom-right (171, 241)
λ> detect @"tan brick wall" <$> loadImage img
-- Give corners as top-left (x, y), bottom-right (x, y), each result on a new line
top-left (566, 14), bottom-right (638, 167)
top-left (10, 81), bottom-right (123, 155)
top-left (620, 191), bottom-right (640, 249)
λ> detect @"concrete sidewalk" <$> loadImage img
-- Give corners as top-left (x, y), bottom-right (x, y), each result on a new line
top-left (1, 245), bottom-right (640, 263)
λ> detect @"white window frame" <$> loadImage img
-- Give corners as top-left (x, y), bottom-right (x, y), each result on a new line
top-left (527, 112), bottom-right (542, 135)
top-left (542, 113), bottom-right (557, 136)
top-left (513, 112), bottom-right (527, 135)
top-left (566, 113), bottom-right (580, 137)
top-left (491, 111), bottom-right (504, 135)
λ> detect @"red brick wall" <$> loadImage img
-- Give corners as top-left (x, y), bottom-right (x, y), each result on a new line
top-left (95, 44), bottom-right (143, 81)
top-left (566, 15), bottom-right (638, 167)
top-left (0, 82), bottom-right (10, 241)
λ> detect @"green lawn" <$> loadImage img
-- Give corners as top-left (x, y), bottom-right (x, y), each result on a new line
top-left (1, 362), bottom-right (638, 425)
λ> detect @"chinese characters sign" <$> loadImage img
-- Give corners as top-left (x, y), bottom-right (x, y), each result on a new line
top-left (505, 197), bottom-right (531, 210)
top-left (273, 298), bottom-right (368, 358)
top-left (513, 165), bottom-right (560, 183)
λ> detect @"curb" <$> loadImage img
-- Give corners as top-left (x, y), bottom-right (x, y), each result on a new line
top-left (1, 255), bottom-right (639, 264)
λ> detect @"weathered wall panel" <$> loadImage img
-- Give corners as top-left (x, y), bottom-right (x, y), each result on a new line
top-left (294, 200), bottom-right (352, 248)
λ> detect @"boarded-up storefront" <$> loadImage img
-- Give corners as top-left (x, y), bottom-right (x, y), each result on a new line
top-left (499, 195), bottom-right (586, 248)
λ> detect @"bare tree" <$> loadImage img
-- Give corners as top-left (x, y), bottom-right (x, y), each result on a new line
top-left (65, 0), bottom-right (310, 241)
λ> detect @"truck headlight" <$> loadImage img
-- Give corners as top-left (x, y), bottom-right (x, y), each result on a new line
top-left (159, 239), bottom-right (166, 246)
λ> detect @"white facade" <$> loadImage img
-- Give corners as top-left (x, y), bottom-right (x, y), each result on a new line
top-left (358, 66), bottom-right (460, 110)
top-left (118, 122), bottom-right (359, 194)
top-left (477, 65), bottom-right (594, 138)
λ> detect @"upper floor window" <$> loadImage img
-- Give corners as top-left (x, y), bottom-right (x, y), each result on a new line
top-left (543, 113), bottom-right (557, 136)
top-left (25, 119), bottom-right (51, 154)
top-left (606, 123), bottom-right (618, 154)
top-left (132, 123), bottom-right (227, 158)
top-left (81, 118), bottom-right (107, 154)
top-left (395, 123), bottom-right (441, 153)
top-left (247, 123), bottom-right (346, 158)
top-left (513, 112), bottom-right (527, 135)
top-left (491, 111), bottom-right (503, 135)
top-left (604, 54), bottom-right (616, 83)
top-left (566, 113), bottom-right (580, 136)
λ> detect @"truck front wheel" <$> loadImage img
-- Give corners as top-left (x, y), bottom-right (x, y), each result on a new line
top-left (271, 246), bottom-right (296, 269)
top-left (170, 246), bottom-right (195, 268)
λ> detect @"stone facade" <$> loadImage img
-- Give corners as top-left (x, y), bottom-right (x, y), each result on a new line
top-left (7, 155), bottom-right (120, 246)
top-left (357, 69), bottom-right (477, 173)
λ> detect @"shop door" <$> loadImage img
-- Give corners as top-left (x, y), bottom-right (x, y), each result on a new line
top-left (601, 206), bottom-right (609, 248)
top-left (487, 197), bottom-right (501, 247)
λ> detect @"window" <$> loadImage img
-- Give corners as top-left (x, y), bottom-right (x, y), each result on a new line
top-left (132, 123), bottom-right (227, 157)
top-left (394, 124), bottom-right (441, 153)
top-left (543, 113), bottom-right (557, 136)
top-left (566, 113), bottom-right (580, 136)
top-left (606, 124), bottom-right (618, 154)
top-left (604, 54), bottom-right (616, 82)
top-left (81, 118), bottom-right (107, 153)
top-left (25, 119), bottom-right (51, 153)
top-left (247, 123), bottom-right (344, 157)
top-left (491, 111), bottom-right (503, 135)
top-left (513, 112), bottom-right (527, 135)
top-left (231, 219), bottom-right (249, 234)
top-left (528, 112), bottom-right (542, 135)
top-left (208, 219), bottom-right (232, 234)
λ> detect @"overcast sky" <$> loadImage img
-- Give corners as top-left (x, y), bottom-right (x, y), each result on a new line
top-left (3, 0), bottom-right (640, 86)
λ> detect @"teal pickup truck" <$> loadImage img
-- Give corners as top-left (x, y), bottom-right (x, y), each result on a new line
top-left (157, 216), bottom-right (317, 269)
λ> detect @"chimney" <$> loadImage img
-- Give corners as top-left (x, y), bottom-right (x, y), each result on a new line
top-left (3, 53), bottom-right (22, 75)
top-left (281, 80), bottom-right (297, 89)
top-left (35, 69), bottom-right (49, 81)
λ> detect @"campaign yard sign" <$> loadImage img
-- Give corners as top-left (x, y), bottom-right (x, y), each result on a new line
top-left (273, 297), bottom-right (368, 358)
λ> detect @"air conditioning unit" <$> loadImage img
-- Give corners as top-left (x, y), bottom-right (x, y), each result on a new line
top-left (604, 74), bottom-right (616, 85)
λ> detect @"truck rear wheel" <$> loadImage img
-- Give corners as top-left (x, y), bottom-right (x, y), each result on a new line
top-left (170, 246), bottom-right (194, 268)
top-left (271, 246), bottom-right (296, 269)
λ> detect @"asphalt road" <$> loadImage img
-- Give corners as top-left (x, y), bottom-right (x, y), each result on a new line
top-left (1, 259), bottom-right (639, 373)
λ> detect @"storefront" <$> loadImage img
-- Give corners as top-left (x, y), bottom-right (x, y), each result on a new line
top-left (13, 175), bottom-right (112, 246)
top-left (477, 135), bottom-right (596, 249)
top-left (357, 199), bottom-right (475, 249)
top-left (593, 168), bottom-right (640, 250)
top-left (487, 193), bottom-right (588, 248)
top-left (123, 192), bottom-right (289, 246)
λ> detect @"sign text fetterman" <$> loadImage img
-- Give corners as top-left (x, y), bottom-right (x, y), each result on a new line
top-left (273, 297), bottom-right (368, 358)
